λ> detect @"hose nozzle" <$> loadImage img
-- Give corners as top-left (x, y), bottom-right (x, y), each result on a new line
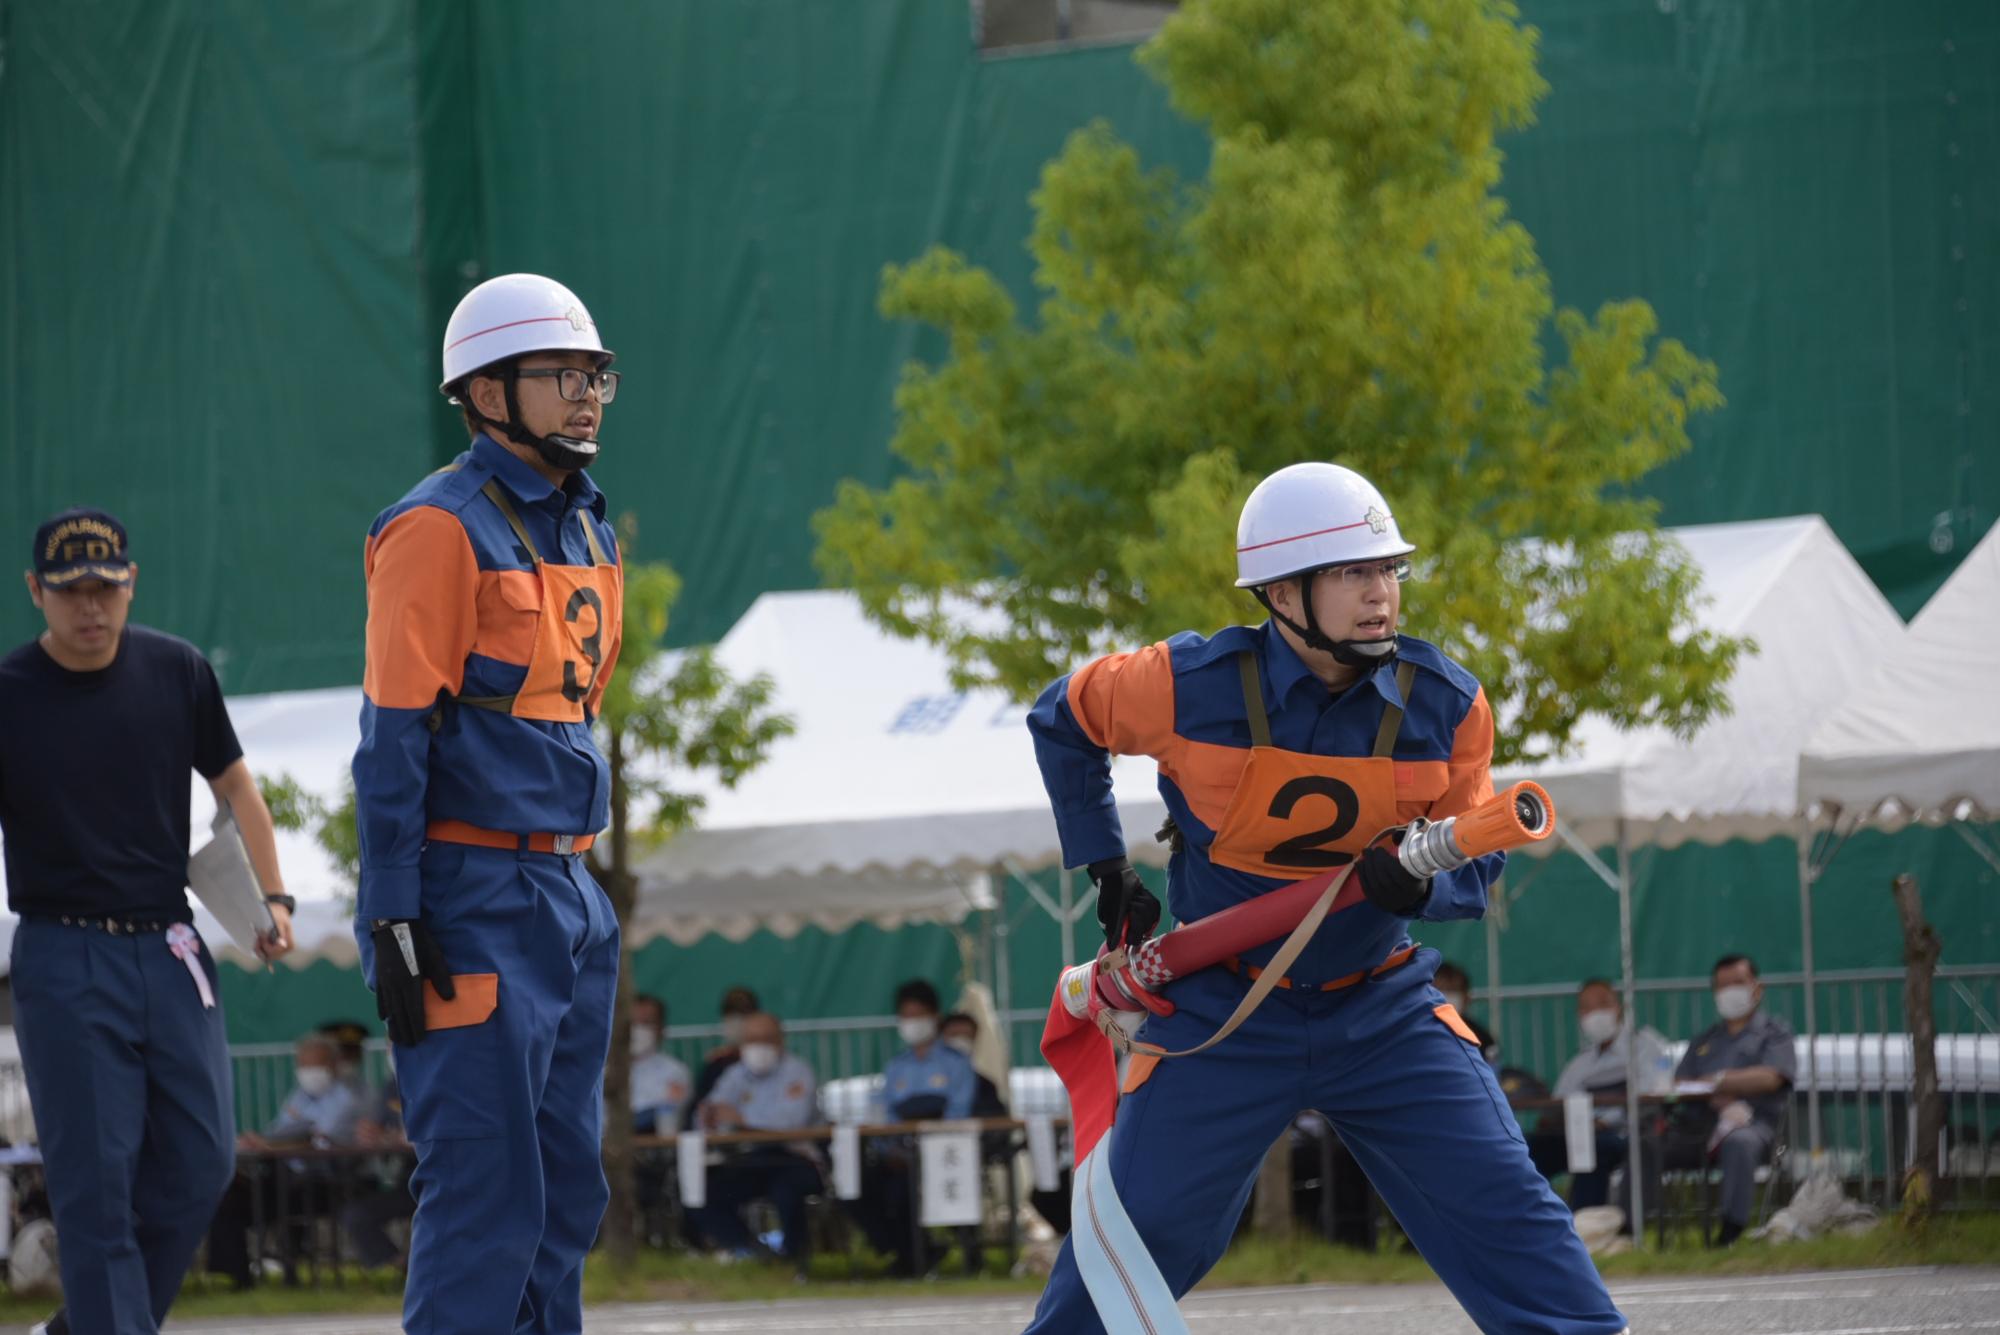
top-left (1398, 780), bottom-right (1555, 879)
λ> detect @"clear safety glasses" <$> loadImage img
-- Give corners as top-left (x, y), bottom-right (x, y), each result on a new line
top-left (1331, 557), bottom-right (1413, 589)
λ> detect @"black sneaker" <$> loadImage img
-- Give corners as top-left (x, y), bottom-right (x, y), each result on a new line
top-left (31, 1311), bottom-right (69, 1335)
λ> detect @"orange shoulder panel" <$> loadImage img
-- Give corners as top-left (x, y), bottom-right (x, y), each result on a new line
top-left (1156, 738), bottom-right (1251, 832)
top-left (1064, 642), bottom-right (1179, 760)
top-left (363, 506), bottom-right (479, 710)
top-left (1435, 685), bottom-right (1498, 818)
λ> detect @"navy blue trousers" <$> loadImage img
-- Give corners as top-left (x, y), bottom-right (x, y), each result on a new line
top-left (10, 918), bottom-right (235, 1335)
top-left (360, 842), bottom-right (619, 1335)
top-left (1027, 949), bottom-right (1626, 1335)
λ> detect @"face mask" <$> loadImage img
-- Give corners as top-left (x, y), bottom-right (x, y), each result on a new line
top-left (721, 1015), bottom-right (748, 1046)
top-left (296, 1068), bottom-right (334, 1097)
top-left (942, 1035), bottom-right (975, 1058)
top-left (740, 1043), bottom-right (780, 1076)
top-left (1579, 1009), bottom-right (1620, 1046)
top-left (629, 1025), bottom-right (659, 1058)
top-left (1715, 985), bottom-right (1756, 1022)
top-left (897, 1016), bottom-right (937, 1048)
top-left (1441, 990), bottom-right (1469, 1013)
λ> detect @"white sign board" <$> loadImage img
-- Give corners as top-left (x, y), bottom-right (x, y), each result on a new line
top-left (1563, 1094), bottom-right (1596, 1174)
top-left (832, 1124), bottom-right (863, 1201)
top-left (676, 1132), bottom-right (707, 1208)
top-left (918, 1129), bottom-right (982, 1227)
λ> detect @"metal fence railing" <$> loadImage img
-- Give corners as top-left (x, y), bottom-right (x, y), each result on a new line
top-left (13, 964), bottom-right (1984, 1213)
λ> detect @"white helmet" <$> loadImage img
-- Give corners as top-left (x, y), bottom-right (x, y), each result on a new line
top-left (1235, 462), bottom-right (1414, 588)
top-left (439, 273), bottom-right (613, 394)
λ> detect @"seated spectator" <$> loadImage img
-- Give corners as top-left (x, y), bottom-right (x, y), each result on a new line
top-left (1663, 954), bottom-right (1796, 1246)
top-left (692, 1011), bottom-right (823, 1273)
top-left (686, 984), bottom-right (761, 1126)
top-left (878, 980), bottom-right (975, 1122)
top-left (317, 1018), bottom-right (376, 1097)
top-left (341, 1066), bottom-right (413, 1271)
top-left (1527, 978), bottom-right (1670, 1213)
top-left (854, 980), bottom-right (982, 1277)
top-left (1434, 960), bottom-right (1500, 1065)
top-left (629, 993), bottom-right (692, 1135)
top-left (939, 1011), bottom-right (1009, 1119)
top-left (207, 1033), bottom-right (361, 1288)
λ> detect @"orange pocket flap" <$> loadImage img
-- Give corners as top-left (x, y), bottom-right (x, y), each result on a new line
top-left (1120, 1053), bottom-right (1161, 1095)
top-left (1434, 1002), bottom-right (1480, 1046)
top-left (1394, 761), bottom-right (1450, 802)
top-left (424, 973), bottom-right (498, 1031)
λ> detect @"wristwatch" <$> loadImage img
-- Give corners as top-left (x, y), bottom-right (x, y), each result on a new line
top-left (264, 893), bottom-right (298, 914)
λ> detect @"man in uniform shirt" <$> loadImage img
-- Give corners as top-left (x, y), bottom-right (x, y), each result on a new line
top-left (855, 980), bottom-right (979, 1275)
top-left (1529, 979), bottom-right (1672, 1211)
top-left (879, 979), bottom-right (976, 1122)
top-left (693, 1012), bottom-right (824, 1270)
top-left (206, 1033), bottom-right (363, 1288)
top-left (628, 993), bottom-right (692, 1134)
top-left (1, 508), bottom-right (294, 1335)
top-left (688, 984), bottom-right (762, 1122)
top-left (1023, 463), bottom-right (1626, 1334)
top-left (940, 1012), bottom-right (1010, 1118)
top-left (354, 273), bottom-right (625, 1334)
top-left (1668, 954), bottom-right (1797, 1245)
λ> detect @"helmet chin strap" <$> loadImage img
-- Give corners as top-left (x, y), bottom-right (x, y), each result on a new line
top-left (1255, 573), bottom-right (1399, 673)
top-left (470, 365), bottom-right (601, 473)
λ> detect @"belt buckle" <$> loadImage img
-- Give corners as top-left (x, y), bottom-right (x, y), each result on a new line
top-left (552, 834), bottom-right (574, 855)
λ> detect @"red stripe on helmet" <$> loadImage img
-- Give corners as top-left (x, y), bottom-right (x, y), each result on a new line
top-left (1236, 517), bottom-right (1375, 554)
top-left (444, 315), bottom-right (579, 353)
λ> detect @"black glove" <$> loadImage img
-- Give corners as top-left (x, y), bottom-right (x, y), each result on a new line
top-left (1356, 843), bottom-right (1431, 916)
top-left (371, 918), bottom-right (456, 1047)
top-left (1088, 856), bottom-right (1160, 948)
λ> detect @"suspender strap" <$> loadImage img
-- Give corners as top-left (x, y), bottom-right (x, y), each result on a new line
top-left (481, 480), bottom-right (543, 564)
top-left (1242, 651), bottom-right (1414, 756)
top-left (480, 477), bottom-right (608, 568)
top-left (575, 509), bottom-right (609, 567)
top-left (1372, 661), bottom-right (1418, 758)
top-left (1236, 652), bottom-right (1272, 749)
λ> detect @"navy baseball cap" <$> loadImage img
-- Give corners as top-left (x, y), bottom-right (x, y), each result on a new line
top-left (33, 508), bottom-right (134, 587)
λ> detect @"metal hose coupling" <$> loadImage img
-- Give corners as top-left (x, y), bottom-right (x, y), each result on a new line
top-left (1397, 780), bottom-right (1556, 879)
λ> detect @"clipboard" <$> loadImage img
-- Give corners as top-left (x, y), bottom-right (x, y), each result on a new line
top-left (187, 804), bottom-right (278, 955)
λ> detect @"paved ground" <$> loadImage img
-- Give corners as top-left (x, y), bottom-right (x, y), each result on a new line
top-left (10, 1266), bottom-right (1999, 1333)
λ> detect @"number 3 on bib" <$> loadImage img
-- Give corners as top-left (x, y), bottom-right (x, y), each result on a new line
top-left (560, 587), bottom-right (604, 704)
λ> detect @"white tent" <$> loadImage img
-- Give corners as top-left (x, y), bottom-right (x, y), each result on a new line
top-left (631, 590), bottom-right (1172, 955)
top-left (1497, 515), bottom-right (1907, 850)
top-left (1491, 515), bottom-right (1904, 1236)
top-left (1788, 519), bottom-right (2000, 1160)
top-left (1799, 519), bottom-right (2000, 828)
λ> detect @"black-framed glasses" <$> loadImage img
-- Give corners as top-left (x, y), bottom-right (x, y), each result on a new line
top-left (515, 367), bottom-right (620, 404)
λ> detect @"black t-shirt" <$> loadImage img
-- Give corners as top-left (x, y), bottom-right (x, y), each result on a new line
top-left (0, 624), bottom-right (243, 918)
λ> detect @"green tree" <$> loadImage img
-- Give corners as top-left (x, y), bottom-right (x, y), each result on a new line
top-left (586, 555), bottom-right (793, 1267)
top-left (816, 0), bottom-right (1741, 765)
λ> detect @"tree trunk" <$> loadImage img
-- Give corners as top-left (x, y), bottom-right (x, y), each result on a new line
top-left (594, 727), bottom-right (641, 1266)
top-left (1890, 873), bottom-right (1942, 1228)
top-left (1252, 1131), bottom-right (1294, 1240)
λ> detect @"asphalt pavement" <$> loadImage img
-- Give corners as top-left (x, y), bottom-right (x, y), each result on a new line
top-left (18, 1264), bottom-right (1996, 1334)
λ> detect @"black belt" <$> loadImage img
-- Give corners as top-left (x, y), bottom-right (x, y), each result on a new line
top-left (28, 913), bottom-right (176, 935)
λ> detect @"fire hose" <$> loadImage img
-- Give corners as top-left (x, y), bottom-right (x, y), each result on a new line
top-left (1043, 782), bottom-right (1558, 1332)
top-left (1058, 780), bottom-right (1556, 1033)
